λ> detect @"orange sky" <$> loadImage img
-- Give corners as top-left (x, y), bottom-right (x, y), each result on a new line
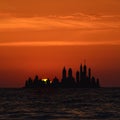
top-left (0, 0), bottom-right (120, 87)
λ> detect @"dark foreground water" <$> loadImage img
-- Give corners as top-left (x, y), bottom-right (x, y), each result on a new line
top-left (0, 88), bottom-right (120, 120)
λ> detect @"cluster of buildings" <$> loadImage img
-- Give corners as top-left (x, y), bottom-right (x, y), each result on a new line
top-left (25, 64), bottom-right (100, 88)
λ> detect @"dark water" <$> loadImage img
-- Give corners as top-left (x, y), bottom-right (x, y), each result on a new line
top-left (0, 88), bottom-right (120, 120)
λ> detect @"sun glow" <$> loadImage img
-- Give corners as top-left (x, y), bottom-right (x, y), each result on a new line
top-left (41, 79), bottom-right (48, 83)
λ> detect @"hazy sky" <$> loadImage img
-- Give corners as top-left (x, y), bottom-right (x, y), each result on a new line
top-left (0, 0), bottom-right (120, 87)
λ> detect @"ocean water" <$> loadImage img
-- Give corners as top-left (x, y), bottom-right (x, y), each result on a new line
top-left (0, 88), bottom-right (120, 120)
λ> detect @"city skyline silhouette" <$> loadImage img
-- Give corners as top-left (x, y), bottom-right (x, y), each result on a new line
top-left (25, 64), bottom-right (100, 88)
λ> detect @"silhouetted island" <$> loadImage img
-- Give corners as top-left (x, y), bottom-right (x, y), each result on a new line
top-left (25, 64), bottom-right (100, 88)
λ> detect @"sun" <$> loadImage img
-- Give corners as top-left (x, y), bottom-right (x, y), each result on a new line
top-left (41, 79), bottom-right (48, 82)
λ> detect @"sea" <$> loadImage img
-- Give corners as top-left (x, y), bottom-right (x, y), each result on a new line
top-left (0, 88), bottom-right (120, 120)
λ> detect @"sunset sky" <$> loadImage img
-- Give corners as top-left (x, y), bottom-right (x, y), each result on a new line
top-left (0, 0), bottom-right (120, 87)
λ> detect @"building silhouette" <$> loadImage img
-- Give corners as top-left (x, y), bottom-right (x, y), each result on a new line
top-left (76, 71), bottom-right (79, 84)
top-left (25, 64), bottom-right (100, 88)
top-left (61, 67), bottom-right (67, 87)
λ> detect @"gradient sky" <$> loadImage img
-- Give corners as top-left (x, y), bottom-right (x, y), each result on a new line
top-left (0, 0), bottom-right (120, 87)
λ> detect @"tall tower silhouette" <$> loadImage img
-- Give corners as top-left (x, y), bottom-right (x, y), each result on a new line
top-left (33, 75), bottom-right (39, 88)
top-left (68, 68), bottom-right (72, 78)
top-left (61, 67), bottom-right (67, 84)
top-left (80, 64), bottom-right (83, 82)
top-left (88, 68), bottom-right (91, 80)
top-left (76, 71), bottom-right (79, 83)
top-left (83, 64), bottom-right (87, 80)
top-left (62, 67), bottom-right (66, 79)
top-left (67, 68), bottom-right (75, 87)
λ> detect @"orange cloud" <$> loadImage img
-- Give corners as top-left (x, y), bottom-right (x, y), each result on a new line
top-left (0, 13), bottom-right (120, 31)
top-left (0, 41), bottom-right (120, 47)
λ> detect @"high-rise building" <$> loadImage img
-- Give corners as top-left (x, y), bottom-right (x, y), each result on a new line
top-left (80, 64), bottom-right (83, 82)
top-left (83, 64), bottom-right (87, 80)
top-left (62, 67), bottom-right (67, 84)
top-left (67, 68), bottom-right (75, 87)
top-left (88, 68), bottom-right (91, 80)
top-left (76, 71), bottom-right (79, 83)
top-left (62, 67), bottom-right (66, 79)
top-left (68, 68), bottom-right (72, 78)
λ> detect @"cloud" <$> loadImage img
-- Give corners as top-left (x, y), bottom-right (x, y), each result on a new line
top-left (0, 13), bottom-right (120, 31)
top-left (0, 41), bottom-right (120, 47)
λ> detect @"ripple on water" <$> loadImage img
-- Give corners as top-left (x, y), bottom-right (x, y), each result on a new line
top-left (0, 88), bottom-right (120, 120)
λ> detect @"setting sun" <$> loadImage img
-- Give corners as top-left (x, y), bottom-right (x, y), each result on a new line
top-left (41, 79), bottom-right (49, 83)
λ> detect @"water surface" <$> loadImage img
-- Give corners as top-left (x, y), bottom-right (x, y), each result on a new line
top-left (0, 88), bottom-right (120, 120)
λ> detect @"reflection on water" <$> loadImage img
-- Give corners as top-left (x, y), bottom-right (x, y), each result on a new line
top-left (0, 88), bottom-right (120, 120)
